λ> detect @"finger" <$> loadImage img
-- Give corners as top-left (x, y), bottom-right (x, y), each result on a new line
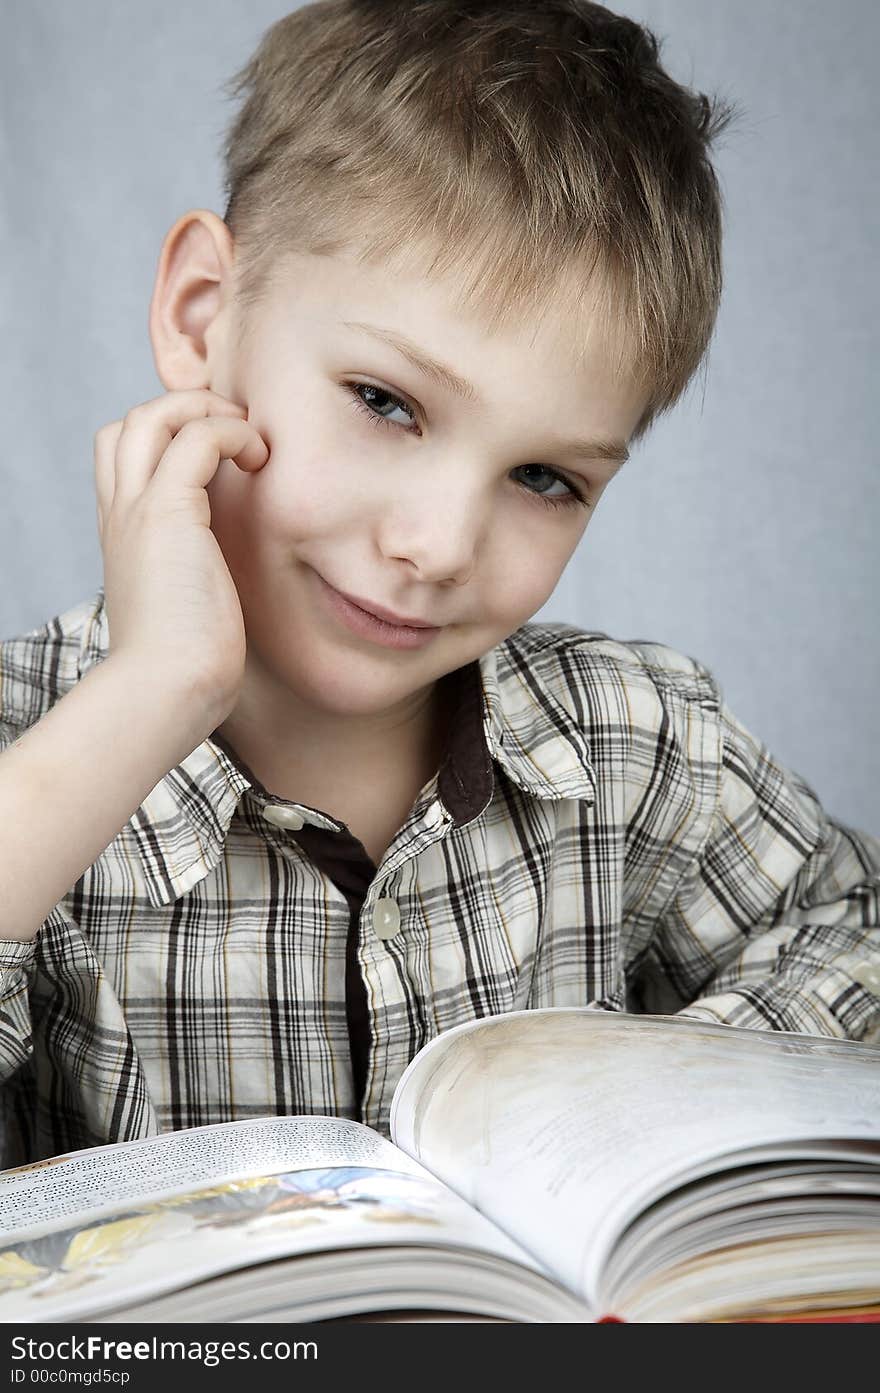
top-left (150, 416), bottom-right (270, 496)
top-left (94, 419), bottom-right (124, 541)
top-left (111, 390), bottom-right (250, 507)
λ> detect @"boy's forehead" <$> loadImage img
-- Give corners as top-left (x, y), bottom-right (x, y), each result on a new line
top-left (255, 242), bottom-right (636, 395)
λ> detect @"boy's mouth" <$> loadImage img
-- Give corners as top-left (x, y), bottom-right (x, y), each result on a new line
top-left (332, 585), bottom-right (438, 629)
top-left (310, 568), bottom-right (443, 650)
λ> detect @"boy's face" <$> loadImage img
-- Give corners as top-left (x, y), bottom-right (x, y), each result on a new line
top-left (203, 243), bottom-right (646, 722)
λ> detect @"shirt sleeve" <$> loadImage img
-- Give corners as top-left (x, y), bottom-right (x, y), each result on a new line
top-left (0, 717), bottom-right (38, 1083)
top-left (0, 936), bottom-right (36, 1082)
top-left (653, 696), bottom-right (880, 1042)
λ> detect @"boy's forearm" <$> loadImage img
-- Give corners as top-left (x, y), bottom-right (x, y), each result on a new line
top-left (0, 657), bottom-right (214, 942)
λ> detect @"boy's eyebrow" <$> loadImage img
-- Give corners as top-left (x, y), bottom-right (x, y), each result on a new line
top-left (341, 319), bottom-right (630, 467)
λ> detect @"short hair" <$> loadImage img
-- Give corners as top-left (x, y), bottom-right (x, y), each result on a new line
top-left (219, 0), bottom-right (738, 442)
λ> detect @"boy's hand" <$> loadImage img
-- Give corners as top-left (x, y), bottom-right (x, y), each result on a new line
top-left (93, 389), bottom-right (269, 730)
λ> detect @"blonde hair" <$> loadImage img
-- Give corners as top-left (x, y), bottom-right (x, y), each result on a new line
top-left (219, 0), bottom-right (738, 441)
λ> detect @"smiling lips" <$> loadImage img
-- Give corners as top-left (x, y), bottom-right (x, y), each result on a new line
top-left (312, 569), bottom-right (443, 650)
top-left (334, 586), bottom-right (437, 629)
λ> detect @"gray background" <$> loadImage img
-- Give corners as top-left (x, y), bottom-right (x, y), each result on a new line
top-left (2, 0), bottom-right (877, 832)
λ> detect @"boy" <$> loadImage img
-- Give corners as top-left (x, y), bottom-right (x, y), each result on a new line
top-left (1, 0), bottom-right (878, 1168)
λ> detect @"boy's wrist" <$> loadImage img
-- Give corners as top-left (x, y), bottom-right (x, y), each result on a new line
top-left (98, 651), bottom-right (232, 762)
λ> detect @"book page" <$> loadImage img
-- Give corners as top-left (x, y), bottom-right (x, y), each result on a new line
top-left (0, 1117), bottom-right (552, 1322)
top-left (0, 1116), bottom-right (412, 1238)
top-left (390, 1010), bottom-right (880, 1306)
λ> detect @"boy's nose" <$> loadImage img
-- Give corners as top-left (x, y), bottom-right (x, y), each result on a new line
top-left (376, 475), bottom-right (487, 587)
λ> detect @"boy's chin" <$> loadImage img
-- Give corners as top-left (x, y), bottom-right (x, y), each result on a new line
top-left (261, 644), bottom-right (444, 718)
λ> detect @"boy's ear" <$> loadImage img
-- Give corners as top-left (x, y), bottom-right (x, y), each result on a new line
top-left (148, 209), bottom-right (236, 392)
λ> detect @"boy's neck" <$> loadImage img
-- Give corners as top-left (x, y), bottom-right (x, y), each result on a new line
top-left (214, 667), bottom-right (449, 828)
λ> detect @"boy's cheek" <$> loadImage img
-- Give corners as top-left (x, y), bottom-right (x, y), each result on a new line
top-left (208, 450), bottom-right (343, 549)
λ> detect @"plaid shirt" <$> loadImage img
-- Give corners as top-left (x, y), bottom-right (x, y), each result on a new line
top-left (1, 590), bottom-right (878, 1167)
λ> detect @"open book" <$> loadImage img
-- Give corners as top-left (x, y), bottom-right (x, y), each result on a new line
top-left (1, 1010), bottom-right (879, 1323)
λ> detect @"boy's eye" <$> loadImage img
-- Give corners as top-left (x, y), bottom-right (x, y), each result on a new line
top-left (344, 381), bottom-right (590, 513)
top-left (512, 464), bottom-right (585, 505)
top-left (348, 382), bottom-right (416, 430)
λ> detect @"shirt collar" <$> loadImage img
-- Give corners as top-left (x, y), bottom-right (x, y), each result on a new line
top-left (78, 590), bottom-right (596, 908)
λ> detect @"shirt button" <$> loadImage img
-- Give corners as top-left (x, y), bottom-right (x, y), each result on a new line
top-left (262, 804), bottom-right (305, 831)
top-left (373, 897), bottom-right (402, 941)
